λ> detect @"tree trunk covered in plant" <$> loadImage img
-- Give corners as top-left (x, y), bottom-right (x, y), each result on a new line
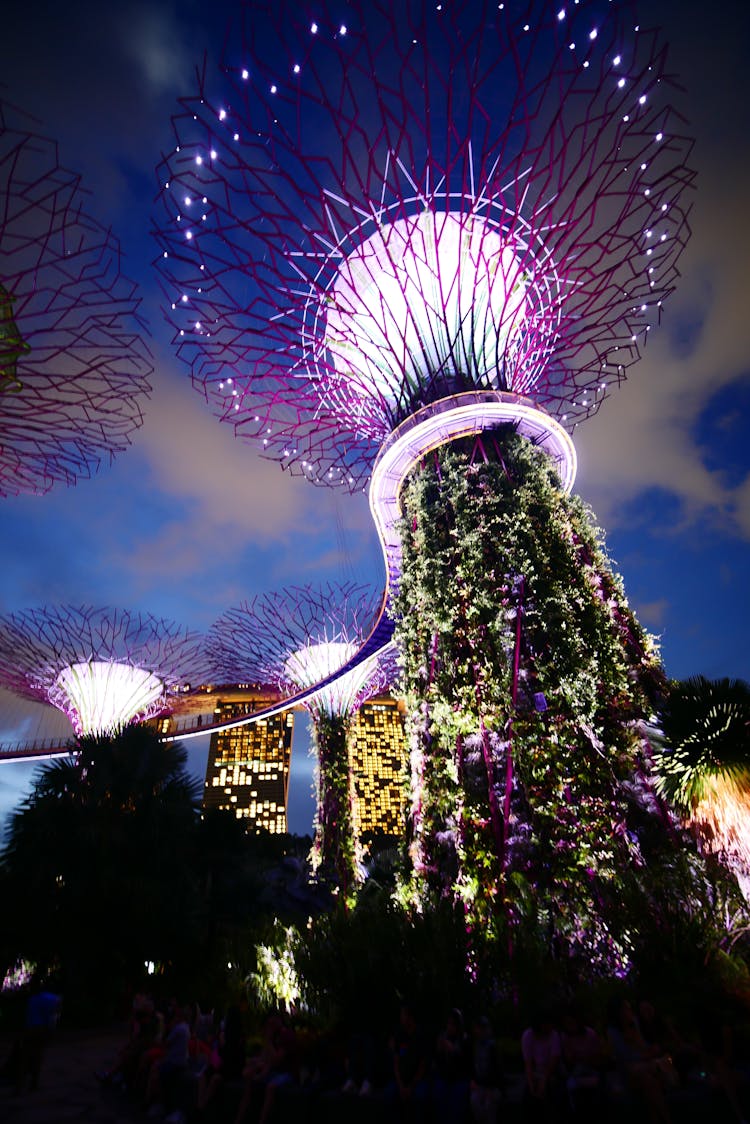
top-left (393, 427), bottom-right (666, 972)
top-left (311, 711), bottom-right (360, 900)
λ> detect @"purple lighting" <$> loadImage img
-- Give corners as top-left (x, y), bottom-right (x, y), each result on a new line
top-left (369, 391), bottom-right (577, 599)
top-left (154, 0), bottom-right (693, 492)
top-left (208, 583), bottom-right (387, 718)
top-left (0, 607), bottom-right (210, 736)
top-left (1, 101), bottom-right (152, 496)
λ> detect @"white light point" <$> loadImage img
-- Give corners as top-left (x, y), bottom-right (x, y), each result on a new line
top-left (52, 661), bottom-right (165, 736)
top-left (284, 642), bottom-right (376, 716)
top-left (324, 211), bottom-right (530, 411)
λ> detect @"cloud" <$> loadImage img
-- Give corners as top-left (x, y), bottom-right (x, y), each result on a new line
top-left (113, 3), bottom-right (198, 99)
top-left (733, 476), bottom-right (750, 540)
top-left (83, 354), bottom-right (383, 620)
top-left (631, 598), bottom-right (669, 630)
top-left (135, 364), bottom-right (314, 541)
top-left (574, 95), bottom-right (750, 538)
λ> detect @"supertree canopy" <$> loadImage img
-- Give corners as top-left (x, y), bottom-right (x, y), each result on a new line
top-left (154, 0), bottom-right (692, 493)
top-left (155, 0), bottom-right (697, 971)
top-left (208, 583), bottom-right (392, 896)
top-left (0, 101), bottom-right (152, 496)
top-left (0, 606), bottom-right (209, 737)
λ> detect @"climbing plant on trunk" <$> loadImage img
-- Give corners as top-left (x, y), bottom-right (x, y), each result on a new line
top-left (310, 711), bottom-right (359, 901)
top-left (393, 426), bottom-right (666, 974)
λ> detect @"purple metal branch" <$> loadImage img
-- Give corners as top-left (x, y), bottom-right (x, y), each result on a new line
top-left (0, 605), bottom-right (210, 713)
top-left (1, 100), bottom-right (152, 496)
top-left (154, 0), bottom-right (693, 491)
top-left (207, 581), bottom-right (385, 712)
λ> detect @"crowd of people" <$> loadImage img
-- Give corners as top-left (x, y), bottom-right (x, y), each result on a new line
top-left (84, 988), bottom-right (750, 1124)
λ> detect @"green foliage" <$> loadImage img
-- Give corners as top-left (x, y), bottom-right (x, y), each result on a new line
top-left (252, 887), bottom-right (471, 1032)
top-left (310, 713), bottom-right (360, 900)
top-left (0, 726), bottom-right (203, 1012)
top-left (0, 728), bottom-right (301, 1009)
top-left (617, 840), bottom-right (750, 995)
top-left (392, 428), bottom-right (668, 972)
top-left (251, 920), bottom-right (302, 1013)
top-left (0, 727), bottom-right (334, 1017)
top-left (0, 282), bottom-right (28, 396)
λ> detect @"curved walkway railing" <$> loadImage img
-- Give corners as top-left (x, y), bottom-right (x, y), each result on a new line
top-left (0, 738), bottom-right (73, 762)
top-left (165, 391), bottom-right (575, 742)
top-left (0, 393), bottom-right (575, 754)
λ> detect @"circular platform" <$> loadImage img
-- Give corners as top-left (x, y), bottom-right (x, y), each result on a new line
top-left (369, 391), bottom-right (577, 597)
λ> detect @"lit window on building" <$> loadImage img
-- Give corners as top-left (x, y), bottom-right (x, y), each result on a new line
top-left (203, 689), bottom-right (294, 834)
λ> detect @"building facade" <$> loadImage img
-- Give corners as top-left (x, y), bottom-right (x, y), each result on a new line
top-left (203, 688), bottom-right (294, 834)
top-left (350, 694), bottom-right (407, 838)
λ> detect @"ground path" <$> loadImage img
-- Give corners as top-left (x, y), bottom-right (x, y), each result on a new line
top-left (0, 1024), bottom-right (141, 1124)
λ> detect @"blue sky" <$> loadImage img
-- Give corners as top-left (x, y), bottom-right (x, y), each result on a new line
top-left (1, 0), bottom-right (749, 838)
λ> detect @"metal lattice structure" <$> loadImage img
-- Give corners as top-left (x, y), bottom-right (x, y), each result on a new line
top-left (210, 582), bottom-right (394, 886)
top-left (208, 582), bottom-right (390, 717)
top-left (1, 100), bottom-right (152, 496)
top-left (154, 0), bottom-right (693, 492)
top-left (0, 606), bottom-right (210, 736)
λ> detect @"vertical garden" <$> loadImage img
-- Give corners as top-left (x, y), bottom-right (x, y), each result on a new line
top-left (394, 427), bottom-right (671, 975)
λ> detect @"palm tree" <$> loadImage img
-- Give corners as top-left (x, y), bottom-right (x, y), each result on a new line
top-left (654, 676), bottom-right (750, 895)
top-left (0, 724), bottom-right (201, 1006)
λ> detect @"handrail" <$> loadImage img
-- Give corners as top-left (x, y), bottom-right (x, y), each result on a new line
top-left (0, 739), bottom-right (73, 762)
top-left (165, 393), bottom-right (574, 742)
top-left (0, 394), bottom-right (574, 755)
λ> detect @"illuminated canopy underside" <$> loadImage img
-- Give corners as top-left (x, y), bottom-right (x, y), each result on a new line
top-left (322, 211), bottom-right (535, 412)
top-left (50, 660), bottom-right (165, 736)
top-left (284, 641), bottom-right (380, 717)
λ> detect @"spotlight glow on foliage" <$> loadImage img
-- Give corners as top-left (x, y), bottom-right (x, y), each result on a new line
top-left (689, 777), bottom-right (750, 898)
top-left (51, 661), bottom-right (164, 736)
top-left (655, 677), bottom-right (750, 898)
top-left (252, 925), bottom-right (302, 1013)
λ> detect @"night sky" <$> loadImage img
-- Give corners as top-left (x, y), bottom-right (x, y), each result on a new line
top-left (1, 0), bottom-right (748, 838)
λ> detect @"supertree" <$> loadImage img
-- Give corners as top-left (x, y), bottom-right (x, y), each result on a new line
top-left (0, 100), bottom-right (152, 496)
top-left (208, 583), bottom-right (393, 897)
top-left (0, 606), bottom-right (210, 737)
top-left (155, 1), bottom-right (695, 970)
